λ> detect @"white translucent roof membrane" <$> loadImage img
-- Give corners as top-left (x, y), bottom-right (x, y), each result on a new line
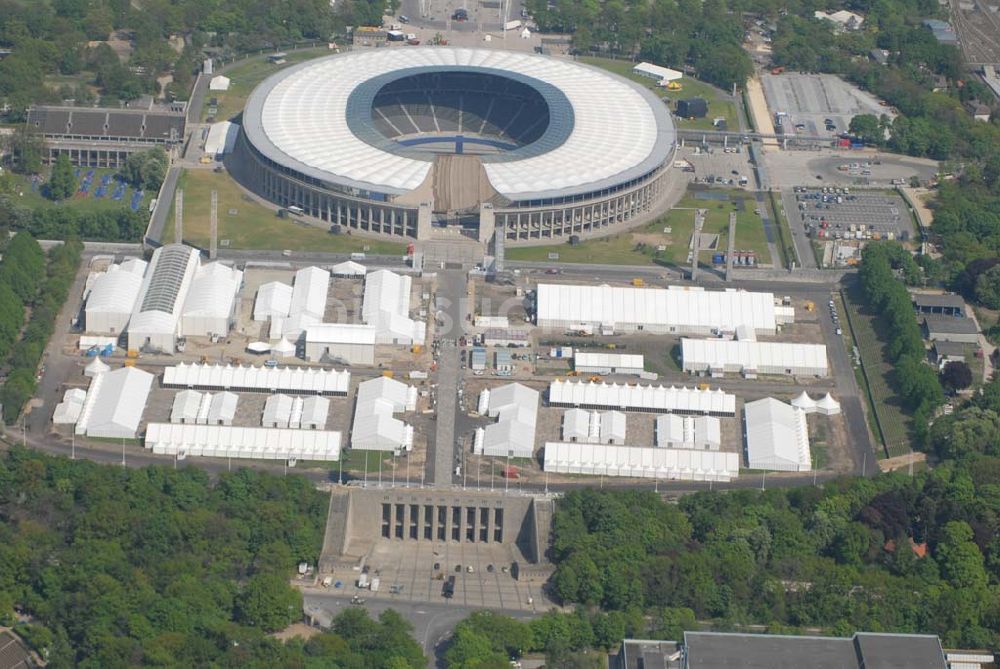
top-left (245, 48), bottom-right (674, 200)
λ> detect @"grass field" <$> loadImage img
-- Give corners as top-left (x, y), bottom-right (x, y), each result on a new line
top-left (579, 57), bottom-right (738, 131)
top-left (505, 188), bottom-right (770, 267)
top-left (4, 167), bottom-right (152, 214)
top-left (162, 169), bottom-right (406, 255)
top-left (842, 285), bottom-right (912, 457)
top-left (206, 49), bottom-right (331, 122)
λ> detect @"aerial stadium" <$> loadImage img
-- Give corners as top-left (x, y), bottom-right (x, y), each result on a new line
top-left (229, 48), bottom-right (677, 245)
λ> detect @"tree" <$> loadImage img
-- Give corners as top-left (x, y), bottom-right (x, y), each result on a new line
top-left (974, 265), bottom-right (1000, 309)
top-left (46, 154), bottom-right (76, 200)
top-left (235, 574), bottom-right (302, 632)
top-left (936, 521), bottom-right (988, 589)
top-left (941, 361), bottom-right (973, 393)
top-left (848, 114), bottom-right (883, 145)
top-left (6, 127), bottom-right (44, 175)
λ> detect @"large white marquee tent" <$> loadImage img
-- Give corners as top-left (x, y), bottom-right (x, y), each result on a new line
top-left (474, 383), bottom-right (539, 458)
top-left (350, 376), bottom-right (417, 452)
top-left (75, 367), bottom-right (154, 439)
top-left (145, 423), bottom-right (342, 461)
top-left (549, 379), bottom-right (736, 416)
top-left (543, 442), bottom-right (739, 482)
top-left (84, 259), bottom-right (147, 335)
top-left (180, 262), bottom-right (243, 337)
top-left (681, 339), bottom-right (828, 377)
top-left (655, 414), bottom-right (721, 450)
top-left (744, 398), bottom-right (812, 471)
top-left (163, 362), bottom-right (350, 395)
top-left (362, 270), bottom-right (426, 345)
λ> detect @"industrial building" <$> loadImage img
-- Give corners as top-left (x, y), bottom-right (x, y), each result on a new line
top-left (127, 244), bottom-right (201, 353)
top-left (163, 362), bottom-right (350, 395)
top-left (304, 323), bottom-right (377, 364)
top-left (350, 376), bottom-right (417, 452)
top-left (362, 270), bottom-right (426, 345)
top-left (681, 339), bottom-right (828, 377)
top-left (75, 366), bottom-right (154, 439)
top-left (543, 442), bottom-right (739, 482)
top-left (549, 379), bottom-right (736, 416)
top-left (655, 414), bottom-right (721, 450)
top-left (26, 104), bottom-right (186, 167)
top-left (561, 409), bottom-right (627, 444)
top-left (84, 259), bottom-right (147, 335)
top-left (180, 262), bottom-right (243, 338)
top-left (474, 383), bottom-right (539, 458)
top-left (574, 352), bottom-right (645, 376)
top-left (744, 398), bottom-right (811, 471)
top-left (536, 284), bottom-right (790, 335)
top-left (145, 423), bottom-right (342, 461)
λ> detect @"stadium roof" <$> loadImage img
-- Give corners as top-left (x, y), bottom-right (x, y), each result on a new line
top-left (243, 48), bottom-right (675, 200)
top-left (536, 284), bottom-right (780, 333)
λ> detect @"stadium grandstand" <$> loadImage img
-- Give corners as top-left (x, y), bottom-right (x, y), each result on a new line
top-left (26, 105), bottom-right (186, 167)
top-left (230, 48), bottom-right (676, 247)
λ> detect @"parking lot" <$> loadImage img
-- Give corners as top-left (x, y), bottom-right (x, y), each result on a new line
top-left (788, 187), bottom-right (914, 243)
top-left (761, 73), bottom-right (891, 138)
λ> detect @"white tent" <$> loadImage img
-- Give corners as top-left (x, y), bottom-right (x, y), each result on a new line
top-left (254, 281), bottom-right (293, 322)
top-left (247, 342), bottom-right (271, 354)
top-left (203, 121), bottom-right (240, 156)
top-left (53, 388), bottom-right (88, 424)
top-left (84, 259), bottom-right (147, 335)
top-left (84, 357), bottom-right (110, 377)
top-left (681, 339), bottom-right (828, 377)
top-left (171, 389), bottom-right (205, 424)
top-left (655, 414), bottom-right (721, 450)
top-left (473, 382), bottom-right (539, 458)
top-left (330, 260), bottom-right (367, 277)
top-left (180, 262), bottom-right (243, 338)
top-left (362, 270), bottom-right (426, 345)
top-left (263, 394), bottom-right (295, 428)
top-left (145, 423), bottom-right (341, 462)
top-left (350, 376), bottom-right (417, 452)
top-left (548, 379), bottom-right (736, 416)
top-left (163, 362), bottom-right (350, 395)
top-left (209, 75), bottom-right (231, 90)
top-left (273, 338), bottom-right (296, 358)
top-left (816, 393), bottom-right (842, 416)
top-left (205, 391), bottom-right (238, 425)
top-left (791, 391), bottom-right (818, 413)
top-left (75, 367), bottom-right (154, 439)
top-left (128, 244), bottom-right (201, 354)
top-left (299, 396), bottom-right (330, 430)
top-left (744, 398), bottom-right (811, 471)
top-left (561, 409), bottom-right (626, 444)
top-left (543, 442), bottom-right (739, 482)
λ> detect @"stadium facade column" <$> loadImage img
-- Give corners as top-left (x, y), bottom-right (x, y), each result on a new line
top-left (478, 202), bottom-right (495, 244)
top-left (417, 201), bottom-right (433, 239)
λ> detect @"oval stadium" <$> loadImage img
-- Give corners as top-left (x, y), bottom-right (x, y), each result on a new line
top-left (230, 48), bottom-right (677, 246)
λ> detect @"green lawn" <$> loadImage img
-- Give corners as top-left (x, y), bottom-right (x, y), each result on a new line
top-left (206, 48), bottom-right (332, 122)
top-left (842, 285), bottom-right (913, 458)
top-left (579, 57), bottom-right (738, 131)
top-left (506, 188), bottom-right (771, 268)
top-left (162, 169), bottom-right (406, 255)
top-left (4, 167), bottom-right (152, 214)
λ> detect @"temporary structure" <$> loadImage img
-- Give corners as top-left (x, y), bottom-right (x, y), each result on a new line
top-left (273, 338), bottom-right (296, 358)
top-left (815, 393), bottom-right (842, 416)
top-left (791, 391), bottom-right (817, 413)
top-left (84, 357), bottom-right (111, 377)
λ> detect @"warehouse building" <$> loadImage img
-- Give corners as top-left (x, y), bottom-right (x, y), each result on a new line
top-left (681, 339), bottom-right (828, 377)
top-left (543, 442), bottom-right (739, 482)
top-left (574, 352), bottom-right (645, 376)
top-left (536, 284), bottom-right (789, 335)
top-left (145, 423), bottom-right (341, 462)
top-left (923, 315), bottom-right (979, 344)
top-left (474, 383), bottom-right (539, 458)
top-left (562, 409), bottom-right (627, 444)
top-left (549, 379), bottom-right (736, 416)
top-left (127, 244), bottom-right (201, 353)
top-left (75, 366), bottom-right (154, 439)
top-left (655, 414), bottom-right (721, 450)
top-left (350, 376), bottom-right (417, 452)
top-left (303, 323), bottom-right (377, 364)
top-left (362, 270), bottom-right (426, 345)
top-left (744, 398), bottom-right (811, 471)
top-left (163, 362), bottom-right (350, 395)
top-left (180, 262), bottom-right (243, 338)
top-left (84, 258), bottom-right (147, 335)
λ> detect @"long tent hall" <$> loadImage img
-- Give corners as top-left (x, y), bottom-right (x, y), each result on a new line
top-left (253, 281), bottom-right (293, 322)
top-left (573, 353), bottom-right (645, 376)
top-left (744, 398), bottom-right (812, 471)
top-left (163, 362), bottom-right (350, 395)
top-left (303, 323), bottom-right (377, 364)
top-left (127, 244), bottom-right (201, 353)
top-left (270, 266), bottom-right (330, 340)
top-left (362, 270), bottom-right (426, 345)
top-left (562, 409), bottom-right (627, 444)
top-left (543, 442), bottom-right (739, 482)
top-left (144, 423), bottom-right (342, 461)
top-left (474, 383), bottom-right (539, 458)
top-left (84, 258), bottom-right (147, 335)
top-left (536, 284), bottom-right (789, 335)
top-left (75, 367), bottom-right (154, 439)
top-left (681, 339), bottom-right (829, 377)
top-left (350, 376), bottom-right (417, 452)
top-left (548, 379), bottom-right (736, 416)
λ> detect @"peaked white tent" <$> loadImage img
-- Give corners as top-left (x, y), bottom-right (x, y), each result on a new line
top-left (791, 391), bottom-right (817, 412)
top-left (816, 393), bottom-right (842, 416)
top-left (474, 383), bottom-right (539, 458)
top-left (53, 388), bottom-right (88, 424)
top-left (84, 357), bottom-right (110, 377)
top-left (330, 260), bottom-right (367, 277)
top-left (273, 338), bottom-right (296, 358)
top-left (350, 376), bottom-right (417, 452)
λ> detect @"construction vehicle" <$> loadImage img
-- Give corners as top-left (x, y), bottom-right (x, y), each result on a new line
top-left (805, 301), bottom-right (815, 312)
top-left (124, 359), bottom-right (136, 367)
top-left (382, 370), bottom-right (395, 378)
top-left (588, 375), bottom-right (602, 383)
top-left (411, 344), bottom-right (422, 354)
top-left (631, 278), bottom-right (645, 287)
top-left (666, 81), bottom-right (682, 91)
top-left (567, 370), bottom-right (580, 377)
top-left (698, 383), bottom-right (711, 391)
top-left (126, 349), bottom-right (139, 358)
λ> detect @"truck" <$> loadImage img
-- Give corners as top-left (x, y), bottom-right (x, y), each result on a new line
top-left (369, 577), bottom-right (380, 592)
top-left (387, 29), bottom-right (406, 41)
top-left (504, 19), bottom-right (522, 30)
top-left (357, 573), bottom-right (369, 589)
top-left (442, 575), bottom-right (456, 598)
